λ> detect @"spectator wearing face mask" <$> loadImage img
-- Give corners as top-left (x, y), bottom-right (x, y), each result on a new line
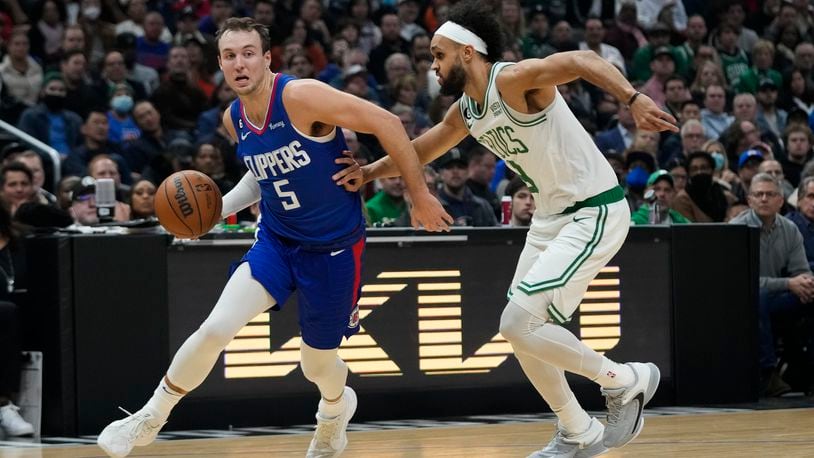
top-left (672, 151), bottom-right (734, 222)
top-left (17, 72), bottom-right (82, 160)
top-left (107, 83), bottom-right (141, 145)
top-left (623, 150), bottom-right (657, 212)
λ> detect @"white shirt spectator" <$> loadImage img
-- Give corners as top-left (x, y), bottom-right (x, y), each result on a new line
top-left (0, 55), bottom-right (43, 106)
top-left (115, 20), bottom-right (174, 44)
top-left (579, 41), bottom-right (627, 76)
top-left (623, 0), bottom-right (688, 32)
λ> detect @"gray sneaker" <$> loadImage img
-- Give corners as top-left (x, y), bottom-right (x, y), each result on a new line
top-left (601, 362), bottom-right (660, 449)
top-left (527, 418), bottom-right (607, 458)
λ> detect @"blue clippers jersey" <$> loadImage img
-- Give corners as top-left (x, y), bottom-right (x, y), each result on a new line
top-left (230, 74), bottom-right (364, 248)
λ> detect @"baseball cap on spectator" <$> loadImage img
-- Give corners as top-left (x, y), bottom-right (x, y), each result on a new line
top-left (71, 176), bottom-right (96, 202)
top-left (647, 22), bottom-right (671, 36)
top-left (343, 64), bottom-right (367, 81)
top-left (625, 151), bottom-right (656, 172)
top-left (738, 149), bottom-right (764, 169)
top-left (115, 32), bottom-right (137, 50)
top-left (647, 169), bottom-right (674, 187)
top-left (43, 71), bottom-right (64, 85)
top-left (529, 4), bottom-right (548, 18)
top-left (109, 81), bottom-right (134, 97)
top-left (651, 46), bottom-right (674, 62)
top-left (436, 148), bottom-right (468, 169)
top-left (758, 77), bottom-right (778, 91)
top-left (15, 202), bottom-right (73, 229)
top-left (1, 142), bottom-right (27, 161)
top-left (603, 149), bottom-right (624, 164)
top-left (179, 5), bottom-right (197, 20)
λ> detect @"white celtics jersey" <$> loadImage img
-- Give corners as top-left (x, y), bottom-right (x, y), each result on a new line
top-left (459, 62), bottom-right (619, 215)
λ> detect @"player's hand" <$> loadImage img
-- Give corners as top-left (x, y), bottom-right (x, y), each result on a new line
top-left (409, 191), bottom-right (453, 232)
top-left (629, 93), bottom-right (679, 133)
top-left (333, 150), bottom-right (365, 192)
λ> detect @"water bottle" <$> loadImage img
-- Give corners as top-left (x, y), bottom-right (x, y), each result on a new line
top-left (648, 201), bottom-right (661, 224)
top-left (501, 196), bottom-right (512, 226)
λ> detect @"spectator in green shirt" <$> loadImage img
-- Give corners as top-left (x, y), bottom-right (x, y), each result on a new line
top-left (631, 170), bottom-right (690, 225)
top-left (630, 22), bottom-right (689, 83)
top-left (365, 176), bottom-right (409, 227)
top-left (737, 39), bottom-right (783, 94)
top-left (716, 23), bottom-right (750, 87)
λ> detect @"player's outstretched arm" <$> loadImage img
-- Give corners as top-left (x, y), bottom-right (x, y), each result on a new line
top-left (220, 109), bottom-right (261, 218)
top-left (502, 51), bottom-right (679, 133)
top-left (285, 80), bottom-right (453, 232)
top-left (347, 102), bottom-right (469, 186)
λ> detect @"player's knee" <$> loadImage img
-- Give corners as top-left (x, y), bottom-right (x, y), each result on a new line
top-left (196, 320), bottom-right (236, 350)
top-left (300, 356), bottom-right (333, 383)
top-left (499, 303), bottom-right (526, 344)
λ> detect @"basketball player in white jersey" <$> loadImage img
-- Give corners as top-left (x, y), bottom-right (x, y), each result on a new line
top-left (335, 1), bottom-right (679, 456)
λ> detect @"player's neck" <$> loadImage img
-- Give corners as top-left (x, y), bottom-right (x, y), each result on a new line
top-left (463, 61), bottom-right (493, 110)
top-left (240, 71), bottom-right (276, 126)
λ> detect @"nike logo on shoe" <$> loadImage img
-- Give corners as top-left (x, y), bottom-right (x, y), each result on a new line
top-left (330, 249), bottom-right (345, 257)
top-left (630, 392), bottom-right (645, 434)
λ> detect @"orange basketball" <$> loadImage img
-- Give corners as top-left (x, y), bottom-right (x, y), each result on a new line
top-left (155, 170), bottom-right (223, 239)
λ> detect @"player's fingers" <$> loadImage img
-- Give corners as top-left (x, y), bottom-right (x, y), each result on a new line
top-left (341, 149), bottom-right (354, 157)
top-left (411, 213), bottom-right (420, 230)
top-left (332, 163), bottom-right (358, 182)
top-left (656, 110), bottom-right (678, 125)
top-left (340, 170), bottom-right (364, 186)
top-left (646, 113), bottom-right (676, 131)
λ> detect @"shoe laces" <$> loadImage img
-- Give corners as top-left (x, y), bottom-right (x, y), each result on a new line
top-left (117, 407), bottom-right (163, 441)
top-left (602, 390), bottom-right (623, 425)
top-left (0, 403), bottom-right (21, 421)
top-left (1, 403), bottom-right (20, 413)
top-left (313, 415), bottom-right (341, 448)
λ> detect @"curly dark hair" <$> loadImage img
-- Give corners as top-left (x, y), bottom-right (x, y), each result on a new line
top-left (446, 0), bottom-right (504, 63)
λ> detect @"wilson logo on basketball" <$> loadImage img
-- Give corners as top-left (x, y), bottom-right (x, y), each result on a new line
top-left (173, 176), bottom-right (194, 217)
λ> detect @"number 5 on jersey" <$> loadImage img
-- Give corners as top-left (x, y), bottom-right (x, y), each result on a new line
top-left (273, 179), bottom-right (301, 210)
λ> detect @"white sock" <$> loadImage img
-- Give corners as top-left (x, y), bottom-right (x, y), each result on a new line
top-left (318, 391), bottom-right (346, 418)
top-left (554, 396), bottom-right (591, 435)
top-left (593, 358), bottom-right (635, 389)
top-left (144, 378), bottom-right (184, 422)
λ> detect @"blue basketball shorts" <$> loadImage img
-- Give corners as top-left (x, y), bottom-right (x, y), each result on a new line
top-left (234, 230), bottom-right (364, 350)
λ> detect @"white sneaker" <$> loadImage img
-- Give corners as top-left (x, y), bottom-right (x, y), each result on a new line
top-left (306, 387), bottom-right (357, 458)
top-left (97, 407), bottom-right (166, 458)
top-left (527, 417), bottom-right (607, 458)
top-left (601, 362), bottom-right (660, 448)
top-left (0, 402), bottom-right (34, 436)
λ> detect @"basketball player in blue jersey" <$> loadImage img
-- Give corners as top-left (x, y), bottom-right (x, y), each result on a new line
top-left (336, 1), bottom-right (679, 457)
top-left (97, 17), bottom-right (452, 458)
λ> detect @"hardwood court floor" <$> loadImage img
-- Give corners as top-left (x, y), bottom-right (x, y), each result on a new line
top-left (2, 408), bottom-right (813, 457)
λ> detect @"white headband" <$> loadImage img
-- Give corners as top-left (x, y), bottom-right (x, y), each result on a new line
top-left (435, 21), bottom-right (488, 54)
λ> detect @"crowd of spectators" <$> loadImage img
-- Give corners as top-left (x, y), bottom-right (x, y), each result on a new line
top-left (2, 0), bottom-right (814, 436)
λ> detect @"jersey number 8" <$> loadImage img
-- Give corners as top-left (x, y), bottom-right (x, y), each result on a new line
top-left (273, 179), bottom-right (301, 210)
